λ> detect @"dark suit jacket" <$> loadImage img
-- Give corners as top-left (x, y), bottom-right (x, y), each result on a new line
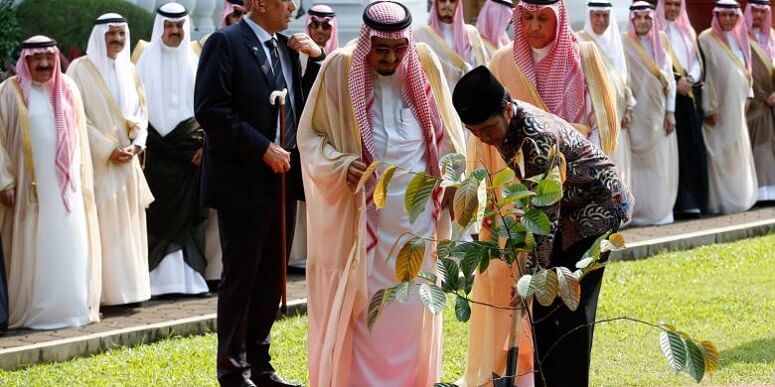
top-left (194, 20), bottom-right (319, 210)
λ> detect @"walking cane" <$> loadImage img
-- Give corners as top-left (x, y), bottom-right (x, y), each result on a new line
top-left (269, 88), bottom-right (289, 314)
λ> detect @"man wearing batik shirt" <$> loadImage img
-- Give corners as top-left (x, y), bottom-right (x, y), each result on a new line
top-left (460, 1), bottom-right (620, 384)
top-left (744, 0), bottom-right (775, 201)
top-left (656, 0), bottom-right (710, 217)
top-left (414, 0), bottom-right (490, 92)
top-left (577, 0), bottom-right (636, 196)
top-left (137, 3), bottom-right (209, 297)
top-left (453, 66), bottom-right (632, 387)
top-left (698, 0), bottom-right (758, 214)
top-left (0, 36), bottom-right (102, 329)
top-left (476, 0), bottom-right (514, 57)
top-left (67, 13), bottom-right (154, 306)
top-left (298, 2), bottom-right (466, 386)
top-left (623, 1), bottom-right (679, 226)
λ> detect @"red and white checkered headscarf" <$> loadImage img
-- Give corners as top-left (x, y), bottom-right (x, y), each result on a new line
top-left (428, 0), bottom-right (473, 61)
top-left (655, 0), bottom-right (699, 71)
top-left (629, 2), bottom-right (668, 69)
top-left (712, 1), bottom-right (751, 71)
top-left (349, 0), bottom-right (444, 252)
top-left (744, 1), bottom-right (775, 60)
top-left (15, 36), bottom-right (77, 212)
top-left (512, 0), bottom-right (587, 124)
top-left (219, 0), bottom-right (245, 28)
top-left (306, 4), bottom-right (339, 53)
top-left (476, 0), bottom-right (512, 50)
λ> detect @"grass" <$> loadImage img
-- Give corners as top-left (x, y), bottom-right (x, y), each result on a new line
top-left (1, 234), bottom-right (774, 386)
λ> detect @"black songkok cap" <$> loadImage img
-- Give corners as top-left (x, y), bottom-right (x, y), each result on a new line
top-left (363, 1), bottom-right (412, 31)
top-left (309, 8), bottom-right (337, 18)
top-left (20, 37), bottom-right (57, 49)
top-left (226, 0), bottom-right (244, 5)
top-left (492, 0), bottom-right (515, 7)
top-left (453, 66), bottom-right (507, 125)
top-left (587, 1), bottom-right (613, 7)
top-left (519, 0), bottom-right (560, 4)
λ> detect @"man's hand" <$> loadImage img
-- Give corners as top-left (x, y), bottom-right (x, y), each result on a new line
top-left (677, 77), bottom-right (693, 96)
top-left (767, 92), bottom-right (775, 106)
top-left (192, 148), bottom-right (203, 167)
top-left (621, 109), bottom-right (633, 130)
top-left (704, 113), bottom-right (718, 127)
top-left (110, 147), bottom-right (135, 164)
top-left (346, 160), bottom-right (368, 189)
top-left (0, 188), bottom-right (14, 208)
top-left (262, 143), bottom-right (291, 173)
top-left (288, 33), bottom-right (323, 59)
top-left (664, 112), bottom-right (676, 135)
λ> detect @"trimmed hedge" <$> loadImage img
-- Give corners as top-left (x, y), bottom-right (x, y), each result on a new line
top-left (16, 0), bottom-right (154, 59)
top-left (0, 0), bottom-right (21, 74)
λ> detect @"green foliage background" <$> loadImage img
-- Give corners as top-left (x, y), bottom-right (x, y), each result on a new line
top-left (0, 0), bottom-right (21, 74)
top-left (15, 0), bottom-right (154, 58)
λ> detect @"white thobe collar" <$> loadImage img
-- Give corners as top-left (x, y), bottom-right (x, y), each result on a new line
top-left (531, 44), bottom-right (551, 64)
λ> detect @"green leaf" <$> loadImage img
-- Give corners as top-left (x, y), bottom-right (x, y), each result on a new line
top-left (533, 269), bottom-right (558, 307)
top-left (531, 179), bottom-right (563, 207)
top-left (395, 238), bottom-right (425, 282)
top-left (522, 208), bottom-right (552, 235)
top-left (354, 161), bottom-right (380, 193)
top-left (576, 257), bottom-right (594, 269)
top-left (437, 240), bottom-right (456, 260)
top-left (659, 329), bottom-right (687, 372)
top-left (417, 271), bottom-right (437, 284)
top-left (374, 165), bottom-right (397, 209)
top-left (582, 231), bottom-right (612, 260)
top-left (477, 245), bottom-right (491, 273)
top-left (516, 274), bottom-right (534, 299)
top-left (439, 152), bottom-right (467, 186)
top-left (404, 173), bottom-right (438, 223)
top-left (455, 296), bottom-right (471, 322)
top-left (491, 168), bottom-right (516, 188)
top-left (395, 281), bottom-right (412, 303)
top-left (454, 177), bottom-right (480, 228)
top-left (497, 183), bottom-right (535, 208)
top-left (436, 258), bottom-right (459, 292)
top-left (699, 340), bottom-right (720, 376)
top-left (433, 383), bottom-right (460, 387)
top-left (555, 267), bottom-right (580, 311)
top-left (367, 287), bottom-right (395, 331)
top-left (455, 242), bottom-right (480, 278)
top-left (685, 339), bottom-right (706, 382)
top-left (418, 284), bottom-right (447, 315)
top-left (471, 168), bottom-right (489, 182)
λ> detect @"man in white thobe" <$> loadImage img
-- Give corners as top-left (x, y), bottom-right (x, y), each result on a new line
top-left (298, 2), bottom-right (466, 386)
top-left (623, 1), bottom-right (679, 226)
top-left (67, 13), bottom-right (153, 306)
top-left (136, 3), bottom-right (208, 296)
top-left (0, 36), bottom-right (101, 329)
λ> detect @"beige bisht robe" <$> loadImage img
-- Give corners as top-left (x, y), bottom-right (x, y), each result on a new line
top-left (623, 33), bottom-right (679, 226)
top-left (458, 41), bottom-right (620, 387)
top-left (698, 29), bottom-right (758, 214)
top-left (67, 57), bottom-right (154, 305)
top-left (747, 34), bottom-right (775, 201)
top-left (298, 43), bottom-right (465, 387)
top-left (577, 30), bottom-right (634, 192)
top-left (483, 39), bottom-right (511, 61)
top-left (0, 76), bottom-right (102, 328)
top-left (414, 25), bottom-right (491, 93)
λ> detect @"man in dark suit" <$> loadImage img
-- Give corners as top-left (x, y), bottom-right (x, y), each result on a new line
top-left (194, 0), bottom-right (324, 385)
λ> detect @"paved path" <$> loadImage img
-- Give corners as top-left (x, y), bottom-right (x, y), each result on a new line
top-left (0, 206), bottom-right (772, 369)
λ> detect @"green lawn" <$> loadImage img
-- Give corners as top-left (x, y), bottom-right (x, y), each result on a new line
top-left (1, 233), bottom-right (774, 386)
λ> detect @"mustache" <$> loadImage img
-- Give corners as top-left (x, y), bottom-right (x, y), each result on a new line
top-left (35, 66), bottom-right (53, 71)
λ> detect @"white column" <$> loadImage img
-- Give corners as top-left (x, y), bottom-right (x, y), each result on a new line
top-left (191, 0), bottom-right (218, 39)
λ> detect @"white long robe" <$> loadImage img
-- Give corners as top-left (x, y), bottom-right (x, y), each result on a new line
top-left (67, 57), bottom-right (153, 305)
top-left (698, 29), bottom-right (758, 214)
top-left (624, 33), bottom-right (679, 226)
top-left (0, 76), bottom-right (102, 329)
top-left (413, 24), bottom-right (490, 95)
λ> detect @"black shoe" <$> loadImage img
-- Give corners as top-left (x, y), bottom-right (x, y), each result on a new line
top-left (252, 371), bottom-right (302, 387)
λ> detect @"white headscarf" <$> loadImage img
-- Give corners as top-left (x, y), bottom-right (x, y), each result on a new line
top-left (584, 1), bottom-right (628, 78)
top-left (136, 3), bottom-right (197, 136)
top-left (86, 13), bottom-right (141, 120)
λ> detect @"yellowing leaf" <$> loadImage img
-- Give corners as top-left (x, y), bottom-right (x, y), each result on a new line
top-left (609, 233), bottom-right (626, 249)
top-left (533, 269), bottom-right (558, 307)
top-left (395, 237), bottom-right (425, 282)
top-left (355, 161), bottom-right (380, 193)
top-left (454, 177), bottom-right (480, 228)
top-left (511, 147), bottom-right (525, 178)
top-left (405, 173), bottom-right (438, 223)
top-left (367, 287), bottom-right (396, 331)
top-left (556, 267), bottom-right (580, 311)
top-left (492, 168), bottom-right (516, 188)
top-left (699, 340), bottom-right (720, 375)
top-left (557, 152), bottom-right (567, 183)
top-left (373, 165), bottom-right (397, 209)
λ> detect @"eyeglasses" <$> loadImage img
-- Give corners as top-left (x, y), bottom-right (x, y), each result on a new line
top-left (372, 45), bottom-right (409, 57)
top-left (309, 21), bottom-right (332, 30)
